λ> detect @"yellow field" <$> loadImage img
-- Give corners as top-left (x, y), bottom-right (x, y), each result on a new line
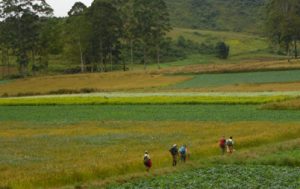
top-left (167, 82), bottom-right (300, 92)
top-left (0, 72), bottom-right (188, 96)
top-left (1, 121), bottom-right (300, 188)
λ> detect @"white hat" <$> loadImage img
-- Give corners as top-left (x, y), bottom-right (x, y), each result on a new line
top-left (173, 144), bottom-right (177, 147)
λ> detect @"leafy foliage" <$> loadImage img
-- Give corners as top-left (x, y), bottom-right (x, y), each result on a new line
top-left (165, 0), bottom-right (266, 33)
top-left (215, 41), bottom-right (230, 59)
top-left (108, 165), bottom-right (300, 189)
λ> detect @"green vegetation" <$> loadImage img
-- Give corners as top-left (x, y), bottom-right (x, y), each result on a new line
top-left (168, 28), bottom-right (270, 56)
top-left (108, 165), bottom-right (300, 189)
top-left (0, 95), bottom-right (291, 106)
top-left (215, 41), bottom-right (230, 59)
top-left (1, 104), bottom-right (300, 123)
top-left (262, 97), bottom-right (300, 110)
top-left (173, 70), bottom-right (300, 88)
top-left (266, 0), bottom-right (300, 58)
top-left (165, 0), bottom-right (266, 33)
top-left (0, 0), bottom-right (300, 188)
top-left (0, 120), bottom-right (300, 188)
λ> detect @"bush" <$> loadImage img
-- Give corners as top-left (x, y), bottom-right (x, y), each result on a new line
top-left (215, 41), bottom-right (230, 59)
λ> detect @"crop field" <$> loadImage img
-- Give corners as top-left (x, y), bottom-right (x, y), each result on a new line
top-left (0, 94), bottom-right (294, 106)
top-left (0, 73), bottom-right (188, 96)
top-left (108, 165), bottom-right (300, 189)
top-left (2, 62), bottom-right (300, 96)
top-left (157, 59), bottom-right (300, 75)
top-left (263, 97), bottom-right (300, 110)
top-left (1, 119), bottom-right (300, 188)
top-left (172, 70), bottom-right (300, 89)
top-left (1, 57), bottom-right (300, 188)
top-left (2, 104), bottom-right (300, 123)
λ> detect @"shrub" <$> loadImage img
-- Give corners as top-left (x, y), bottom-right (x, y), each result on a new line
top-left (215, 41), bottom-right (230, 59)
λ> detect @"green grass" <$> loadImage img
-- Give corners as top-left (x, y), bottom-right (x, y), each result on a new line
top-left (107, 165), bottom-right (300, 189)
top-left (0, 79), bottom-right (12, 85)
top-left (173, 70), bottom-right (300, 88)
top-left (0, 104), bottom-right (300, 123)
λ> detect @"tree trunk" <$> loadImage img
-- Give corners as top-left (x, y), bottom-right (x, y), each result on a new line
top-left (78, 40), bottom-right (84, 72)
top-left (143, 46), bottom-right (147, 70)
top-left (99, 40), bottom-right (103, 72)
top-left (130, 39), bottom-right (133, 70)
top-left (157, 45), bottom-right (161, 69)
top-left (6, 48), bottom-right (9, 76)
top-left (32, 50), bottom-right (36, 75)
top-left (110, 47), bottom-right (113, 72)
top-left (123, 58), bottom-right (126, 72)
top-left (294, 40), bottom-right (298, 59)
top-left (1, 48), bottom-right (3, 79)
top-left (287, 42), bottom-right (291, 62)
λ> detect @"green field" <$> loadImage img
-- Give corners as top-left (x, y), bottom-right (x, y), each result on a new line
top-left (1, 104), bottom-right (300, 123)
top-left (108, 165), bottom-right (300, 189)
top-left (0, 26), bottom-right (298, 188)
top-left (173, 70), bottom-right (300, 88)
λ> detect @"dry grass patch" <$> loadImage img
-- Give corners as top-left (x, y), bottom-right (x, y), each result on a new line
top-left (153, 59), bottom-right (300, 75)
top-left (0, 72), bottom-right (189, 96)
top-left (262, 97), bottom-right (300, 110)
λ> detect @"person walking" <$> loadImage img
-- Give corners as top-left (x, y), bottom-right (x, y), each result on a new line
top-left (169, 144), bottom-right (179, 166)
top-left (226, 136), bottom-right (234, 154)
top-left (219, 136), bottom-right (227, 155)
top-left (143, 151), bottom-right (152, 172)
top-left (179, 145), bottom-right (187, 163)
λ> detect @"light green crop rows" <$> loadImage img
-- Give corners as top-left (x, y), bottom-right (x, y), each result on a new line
top-left (0, 95), bottom-right (292, 106)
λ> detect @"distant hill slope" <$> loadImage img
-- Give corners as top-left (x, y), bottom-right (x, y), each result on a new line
top-left (166, 0), bottom-right (266, 33)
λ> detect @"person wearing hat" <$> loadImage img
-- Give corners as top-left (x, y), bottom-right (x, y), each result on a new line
top-left (143, 151), bottom-right (152, 172)
top-left (169, 144), bottom-right (179, 166)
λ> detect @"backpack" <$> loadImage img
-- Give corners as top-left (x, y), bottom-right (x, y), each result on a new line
top-left (144, 155), bottom-right (150, 164)
top-left (227, 140), bottom-right (233, 146)
top-left (179, 146), bottom-right (186, 155)
top-left (169, 147), bottom-right (178, 156)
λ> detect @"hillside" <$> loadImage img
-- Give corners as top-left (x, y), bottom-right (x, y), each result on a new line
top-left (166, 0), bottom-right (266, 33)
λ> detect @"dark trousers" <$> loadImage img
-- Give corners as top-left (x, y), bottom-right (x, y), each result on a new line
top-left (172, 155), bottom-right (177, 166)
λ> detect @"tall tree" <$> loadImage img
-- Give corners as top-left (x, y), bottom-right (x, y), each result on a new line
top-left (66, 1), bottom-right (90, 72)
top-left (88, 0), bottom-right (123, 72)
top-left (133, 0), bottom-right (171, 70)
top-left (0, 0), bottom-right (53, 75)
top-left (266, 0), bottom-right (300, 60)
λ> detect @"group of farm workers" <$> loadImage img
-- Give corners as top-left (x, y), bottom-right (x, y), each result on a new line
top-left (143, 144), bottom-right (189, 172)
top-left (143, 136), bottom-right (235, 172)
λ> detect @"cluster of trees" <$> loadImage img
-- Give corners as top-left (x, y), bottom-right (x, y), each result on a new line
top-left (0, 0), bottom-right (171, 76)
top-left (0, 0), bottom-right (54, 76)
top-left (266, 0), bottom-right (300, 59)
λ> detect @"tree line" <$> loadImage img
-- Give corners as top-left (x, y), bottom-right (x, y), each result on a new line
top-left (0, 0), bottom-right (172, 76)
top-left (1, 0), bottom-right (298, 77)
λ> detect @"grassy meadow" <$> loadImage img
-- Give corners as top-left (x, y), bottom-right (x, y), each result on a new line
top-left (168, 28), bottom-right (269, 56)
